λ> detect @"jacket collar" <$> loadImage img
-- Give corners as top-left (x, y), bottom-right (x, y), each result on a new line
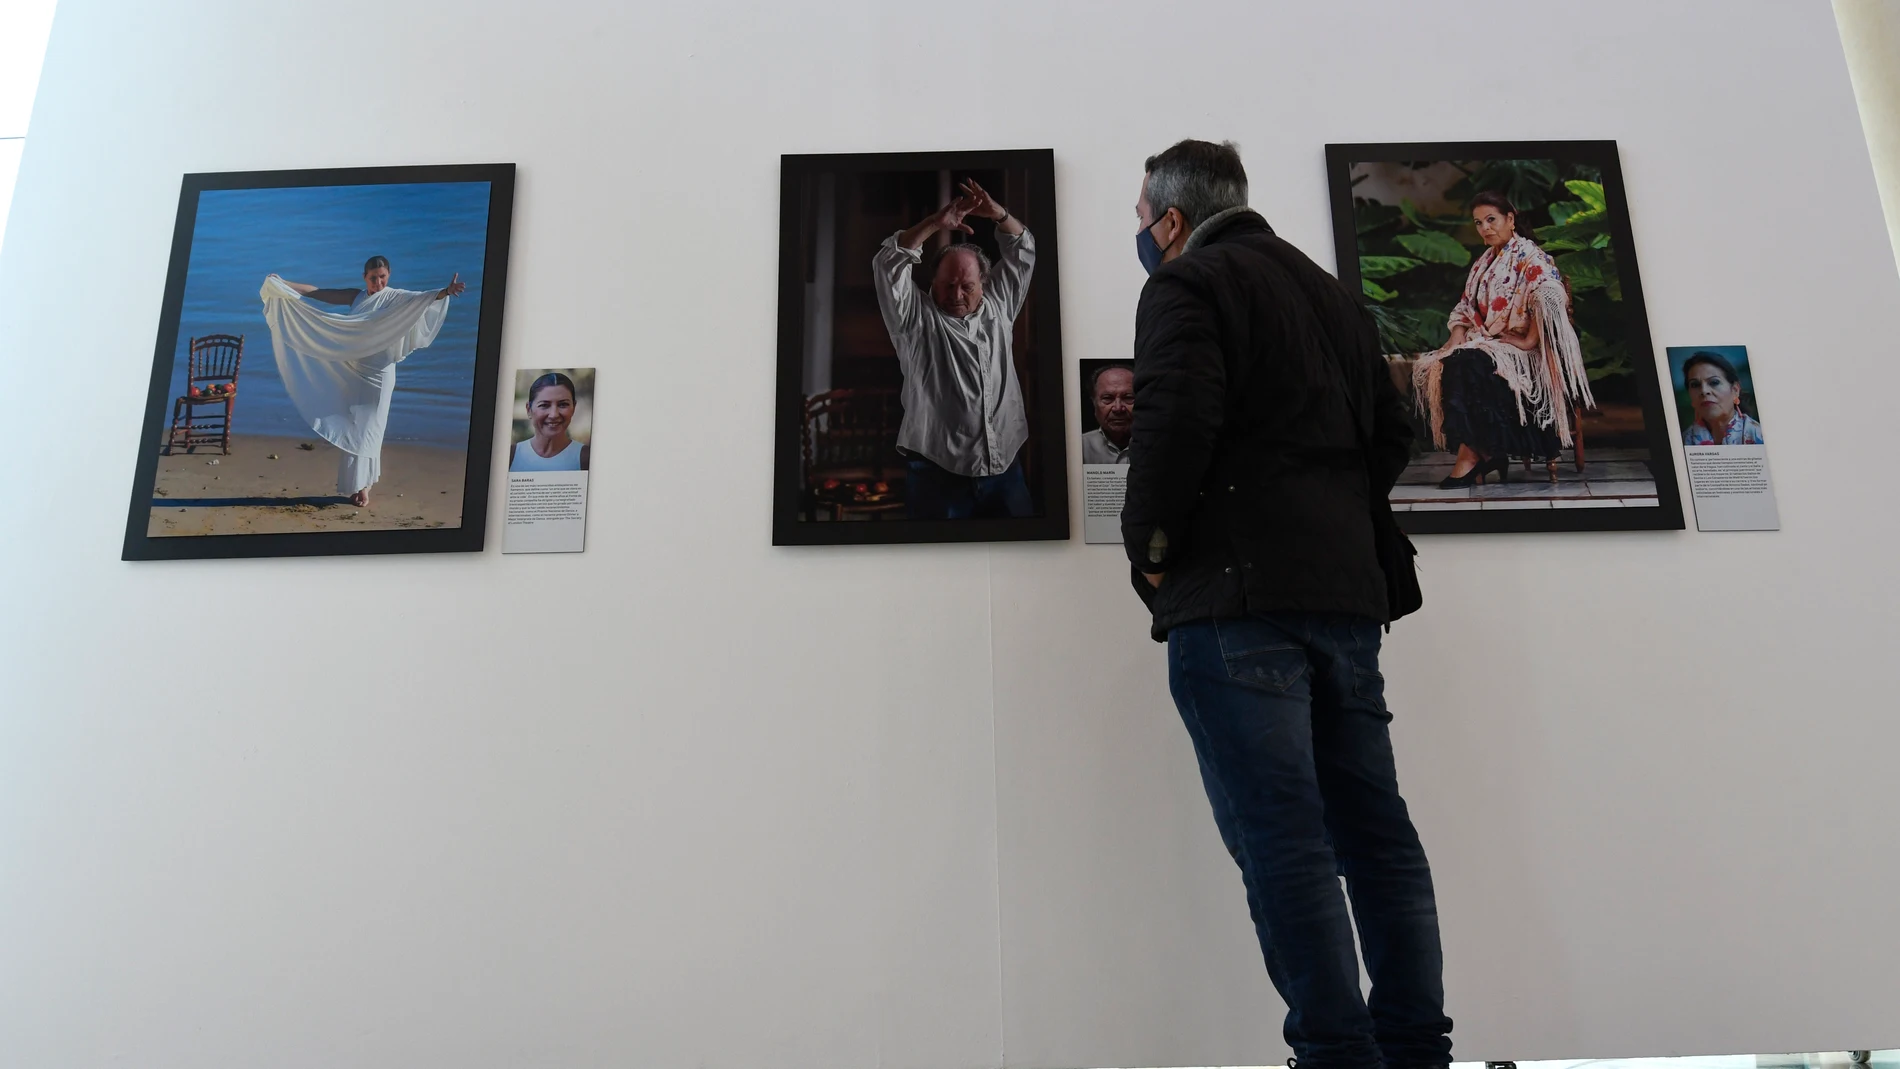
top-left (1183, 205), bottom-right (1269, 253)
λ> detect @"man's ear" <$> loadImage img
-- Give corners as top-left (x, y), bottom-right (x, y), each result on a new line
top-left (1161, 207), bottom-right (1189, 256)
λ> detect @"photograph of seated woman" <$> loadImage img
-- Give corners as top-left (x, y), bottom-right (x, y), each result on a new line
top-left (1680, 351), bottom-right (1765, 445)
top-left (1412, 192), bottom-right (1595, 489)
top-left (1339, 150), bottom-right (1676, 523)
top-left (510, 372), bottom-right (591, 471)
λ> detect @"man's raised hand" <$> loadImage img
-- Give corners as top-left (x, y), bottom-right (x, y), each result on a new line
top-left (898, 195), bottom-right (981, 249)
top-left (958, 179), bottom-right (1007, 221)
top-left (933, 196), bottom-right (977, 235)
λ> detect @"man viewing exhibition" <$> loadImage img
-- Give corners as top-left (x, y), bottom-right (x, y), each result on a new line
top-left (1081, 363), bottom-right (1135, 464)
top-left (1121, 139), bottom-right (1452, 1069)
top-left (873, 178), bottom-right (1037, 520)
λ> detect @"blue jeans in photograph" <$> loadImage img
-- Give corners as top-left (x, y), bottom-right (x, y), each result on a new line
top-left (904, 454), bottom-right (1033, 520)
top-left (1168, 611), bottom-right (1452, 1069)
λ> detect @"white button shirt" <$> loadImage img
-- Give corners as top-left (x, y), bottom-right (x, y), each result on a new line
top-left (872, 228), bottom-right (1036, 477)
top-left (1080, 428), bottom-right (1131, 464)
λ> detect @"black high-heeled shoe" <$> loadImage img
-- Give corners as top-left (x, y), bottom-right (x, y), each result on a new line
top-left (1438, 455), bottom-right (1511, 490)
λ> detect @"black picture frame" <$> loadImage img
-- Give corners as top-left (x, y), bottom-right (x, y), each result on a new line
top-left (772, 149), bottom-right (1070, 546)
top-left (122, 162), bottom-right (516, 561)
top-left (1325, 140), bottom-right (1684, 535)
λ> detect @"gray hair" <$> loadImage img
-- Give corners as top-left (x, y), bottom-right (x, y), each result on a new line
top-left (931, 242), bottom-right (991, 281)
top-left (1088, 362), bottom-right (1133, 397)
top-left (1143, 139), bottom-right (1248, 229)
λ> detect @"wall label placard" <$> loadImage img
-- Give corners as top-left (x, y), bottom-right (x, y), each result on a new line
top-left (503, 367), bottom-right (596, 553)
top-left (1666, 345), bottom-right (1779, 532)
top-left (1079, 359), bottom-right (1133, 544)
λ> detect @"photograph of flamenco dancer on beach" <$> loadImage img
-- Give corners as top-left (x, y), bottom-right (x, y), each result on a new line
top-left (1326, 141), bottom-right (1682, 534)
top-left (124, 164), bottom-right (514, 560)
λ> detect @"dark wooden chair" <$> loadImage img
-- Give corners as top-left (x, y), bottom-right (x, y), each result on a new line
top-left (164, 334), bottom-right (244, 455)
top-left (801, 388), bottom-right (906, 520)
top-left (1525, 395), bottom-right (1589, 483)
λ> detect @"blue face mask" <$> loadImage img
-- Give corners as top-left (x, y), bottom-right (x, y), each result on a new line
top-left (1136, 212), bottom-right (1171, 275)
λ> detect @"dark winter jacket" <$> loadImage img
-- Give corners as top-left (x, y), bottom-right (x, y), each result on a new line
top-left (1121, 207), bottom-right (1415, 640)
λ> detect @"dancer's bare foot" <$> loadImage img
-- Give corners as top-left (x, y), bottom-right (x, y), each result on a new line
top-left (351, 489), bottom-right (370, 507)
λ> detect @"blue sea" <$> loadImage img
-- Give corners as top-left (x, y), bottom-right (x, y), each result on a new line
top-left (170, 181), bottom-right (493, 449)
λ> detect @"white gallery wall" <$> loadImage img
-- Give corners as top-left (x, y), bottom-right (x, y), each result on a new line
top-left (0, 0), bottom-right (59, 258)
top-left (2, 3), bottom-right (1895, 1067)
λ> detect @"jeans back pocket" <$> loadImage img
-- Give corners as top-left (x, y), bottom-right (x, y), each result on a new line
top-left (1216, 623), bottom-right (1310, 694)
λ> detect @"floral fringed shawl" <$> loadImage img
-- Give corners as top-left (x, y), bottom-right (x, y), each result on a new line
top-left (1412, 235), bottom-right (1595, 449)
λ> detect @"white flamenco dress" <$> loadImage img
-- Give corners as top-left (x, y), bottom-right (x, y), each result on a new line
top-left (259, 275), bottom-right (451, 495)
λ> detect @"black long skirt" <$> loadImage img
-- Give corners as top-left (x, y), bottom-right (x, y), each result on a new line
top-left (1438, 349), bottom-right (1561, 461)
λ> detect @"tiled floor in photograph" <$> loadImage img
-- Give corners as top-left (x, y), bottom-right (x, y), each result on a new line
top-left (1391, 447), bottom-right (1662, 511)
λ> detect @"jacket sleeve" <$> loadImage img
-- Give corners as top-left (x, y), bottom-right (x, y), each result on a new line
top-left (1367, 349), bottom-right (1415, 496)
top-left (1121, 271), bottom-right (1225, 573)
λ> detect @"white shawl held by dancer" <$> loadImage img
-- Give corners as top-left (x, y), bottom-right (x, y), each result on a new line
top-left (258, 275), bottom-right (451, 494)
top-left (1411, 235), bottom-right (1595, 449)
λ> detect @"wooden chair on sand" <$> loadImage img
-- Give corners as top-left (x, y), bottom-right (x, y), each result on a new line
top-left (164, 334), bottom-right (244, 455)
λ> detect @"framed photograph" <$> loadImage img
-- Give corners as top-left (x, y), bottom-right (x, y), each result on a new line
top-left (773, 149), bottom-right (1069, 546)
top-left (122, 162), bottom-right (515, 560)
top-left (1326, 140), bottom-right (1684, 534)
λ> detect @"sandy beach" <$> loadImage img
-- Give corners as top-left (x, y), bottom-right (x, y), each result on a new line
top-left (148, 433), bottom-right (468, 537)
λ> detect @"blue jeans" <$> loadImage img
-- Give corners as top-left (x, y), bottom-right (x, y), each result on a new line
top-left (904, 454), bottom-right (1033, 520)
top-left (1168, 612), bottom-right (1452, 1069)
